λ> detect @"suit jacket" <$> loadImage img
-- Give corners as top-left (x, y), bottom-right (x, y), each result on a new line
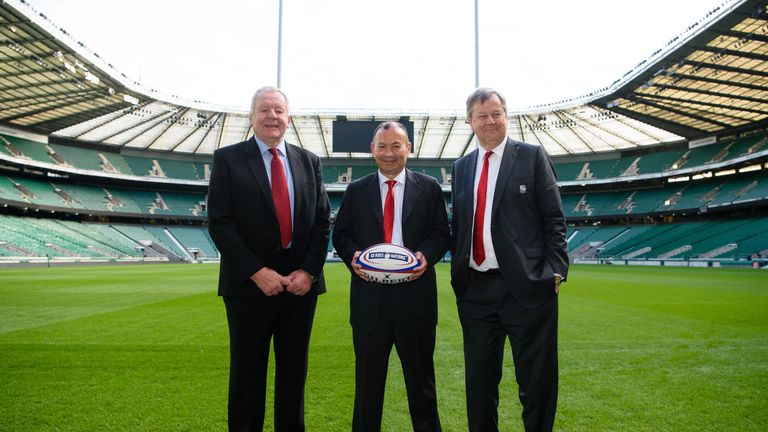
top-left (207, 137), bottom-right (331, 296)
top-left (332, 170), bottom-right (450, 330)
top-left (450, 138), bottom-right (568, 308)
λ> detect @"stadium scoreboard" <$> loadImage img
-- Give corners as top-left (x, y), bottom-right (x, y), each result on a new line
top-left (332, 117), bottom-right (414, 153)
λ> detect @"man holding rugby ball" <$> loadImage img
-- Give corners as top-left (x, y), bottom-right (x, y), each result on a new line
top-left (333, 121), bottom-right (450, 432)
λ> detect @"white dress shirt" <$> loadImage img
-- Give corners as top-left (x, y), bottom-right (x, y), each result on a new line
top-left (470, 140), bottom-right (506, 271)
top-left (378, 170), bottom-right (406, 246)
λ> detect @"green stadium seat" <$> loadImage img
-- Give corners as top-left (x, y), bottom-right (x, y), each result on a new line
top-left (167, 227), bottom-right (218, 258)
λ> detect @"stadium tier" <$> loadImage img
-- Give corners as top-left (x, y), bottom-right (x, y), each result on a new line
top-left (0, 175), bottom-right (206, 217)
top-left (2, 134), bottom-right (212, 180)
top-left (0, 215), bottom-right (141, 258)
top-left (0, 214), bottom-right (217, 262)
top-left (3, 210), bottom-right (764, 263)
top-left (567, 217), bottom-right (768, 261)
top-left (3, 131), bottom-right (766, 184)
top-left (166, 227), bottom-right (218, 258)
top-left (561, 171), bottom-right (768, 218)
top-left (21, 172), bottom-right (762, 221)
top-left (1, 128), bottom-right (766, 266)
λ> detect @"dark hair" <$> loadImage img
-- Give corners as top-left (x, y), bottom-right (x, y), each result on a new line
top-left (466, 87), bottom-right (507, 118)
top-left (371, 121), bottom-right (410, 143)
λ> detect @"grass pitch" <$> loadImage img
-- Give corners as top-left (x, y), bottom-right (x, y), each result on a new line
top-left (0, 263), bottom-right (766, 431)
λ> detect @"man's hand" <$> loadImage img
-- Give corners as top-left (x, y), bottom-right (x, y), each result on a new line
top-left (554, 273), bottom-right (563, 295)
top-left (286, 269), bottom-right (313, 296)
top-left (408, 252), bottom-right (428, 282)
top-left (351, 251), bottom-right (371, 282)
top-left (249, 267), bottom-right (290, 296)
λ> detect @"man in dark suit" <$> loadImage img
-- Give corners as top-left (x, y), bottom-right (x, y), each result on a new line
top-left (450, 88), bottom-right (569, 432)
top-left (207, 86), bottom-right (331, 432)
top-left (332, 121), bottom-right (449, 432)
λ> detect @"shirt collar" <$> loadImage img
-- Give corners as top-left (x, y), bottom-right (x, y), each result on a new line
top-left (377, 169), bottom-right (407, 186)
top-left (478, 138), bottom-right (506, 159)
top-left (255, 137), bottom-right (287, 157)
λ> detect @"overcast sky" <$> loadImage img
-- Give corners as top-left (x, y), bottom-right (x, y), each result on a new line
top-left (28, 0), bottom-right (731, 112)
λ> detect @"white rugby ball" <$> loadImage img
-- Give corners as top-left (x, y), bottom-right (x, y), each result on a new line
top-left (356, 243), bottom-right (420, 284)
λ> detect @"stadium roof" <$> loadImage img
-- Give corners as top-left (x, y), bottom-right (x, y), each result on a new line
top-left (594, 0), bottom-right (768, 140)
top-left (1, 0), bottom-right (766, 158)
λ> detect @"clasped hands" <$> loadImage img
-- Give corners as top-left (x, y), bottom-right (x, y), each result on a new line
top-left (250, 267), bottom-right (313, 296)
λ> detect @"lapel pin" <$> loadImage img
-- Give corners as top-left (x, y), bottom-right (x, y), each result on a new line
top-left (519, 184), bottom-right (527, 194)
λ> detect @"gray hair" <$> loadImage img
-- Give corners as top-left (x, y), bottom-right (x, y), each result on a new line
top-left (372, 121), bottom-right (410, 143)
top-left (249, 86), bottom-right (289, 115)
top-left (466, 87), bottom-right (507, 118)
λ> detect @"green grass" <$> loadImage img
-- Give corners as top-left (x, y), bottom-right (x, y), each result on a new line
top-left (0, 263), bottom-right (766, 431)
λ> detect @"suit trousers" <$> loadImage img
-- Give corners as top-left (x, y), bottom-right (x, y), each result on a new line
top-left (351, 292), bottom-right (441, 432)
top-left (223, 293), bottom-right (317, 432)
top-left (457, 270), bottom-right (558, 432)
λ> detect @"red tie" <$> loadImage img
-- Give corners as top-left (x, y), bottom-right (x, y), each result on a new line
top-left (473, 151), bottom-right (492, 266)
top-left (269, 148), bottom-right (292, 249)
top-left (383, 180), bottom-right (395, 243)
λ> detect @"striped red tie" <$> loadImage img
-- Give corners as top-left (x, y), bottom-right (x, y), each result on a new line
top-left (383, 180), bottom-right (395, 243)
top-left (269, 148), bottom-right (292, 249)
top-left (473, 151), bottom-right (492, 265)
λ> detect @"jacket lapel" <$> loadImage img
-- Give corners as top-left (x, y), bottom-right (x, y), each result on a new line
top-left (286, 143), bottom-right (304, 224)
top-left (402, 169), bottom-right (422, 224)
top-left (462, 150), bottom-right (479, 230)
top-left (364, 173), bottom-right (383, 224)
top-left (243, 137), bottom-right (276, 216)
top-left (492, 138), bottom-right (519, 217)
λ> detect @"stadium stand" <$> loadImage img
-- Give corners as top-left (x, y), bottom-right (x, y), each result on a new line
top-left (567, 226), bottom-right (627, 257)
top-left (1, 135), bottom-right (52, 164)
top-left (558, 170), bottom-right (768, 217)
top-left (1, 0), bottom-right (767, 268)
top-left (324, 165), bottom-right (345, 183)
top-left (411, 166), bottom-right (448, 183)
top-left (193, 162), bottom-right (211, 181)
top-left (166, 227), bottom-right (218, 259)
top-left (123, 155), bottom-right (163, 177)
top-left (0, 174), bottom-right (206, 217)
top-left (143, 226), bottom-right (191, 259)
top-left (159, 192), bottom-right (206, 216)
top-left (351, 165), bottom-right (377, 180)
top-left (552, 161), bottom-right (582, 181)
top-left (0, 176), bottom-right (22, 201)
top-left (109, 224), bottom-right (183, 259)
top-left (47, 143), bottom-right (104, 172)
top-left (634, 150), bottom-right (685, 174)
top-left (153, 159), bottom-right (200, 180)
top-left (577, 217), bottom-right (768, 262)
top-left (631, 188), bottom-right (671, 214)
top-left (80, 223), bottom-right (145, 255)
top-left (4, 176), bottom-right (69, 208)
top-left (102, 153), bottom-right (135, 175)
top-left (3, 131), bottom-right (766, 186)
top-left (0, 214), bottom-right (143, 258)
top-left (2, 128), bottom-right (765, 267)
top-left (54, 182), bottom-right (115, 212)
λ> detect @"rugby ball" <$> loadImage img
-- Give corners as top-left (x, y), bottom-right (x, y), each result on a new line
top-left (356, 243), bottom-right (420, 284)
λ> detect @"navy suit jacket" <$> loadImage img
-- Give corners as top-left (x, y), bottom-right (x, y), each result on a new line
top-left (450, 138), bottom-right (568, 308)
top-left (332, 170), bottom-right (450, 330)
top-left (207, 137), bottom-right (331, 296)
